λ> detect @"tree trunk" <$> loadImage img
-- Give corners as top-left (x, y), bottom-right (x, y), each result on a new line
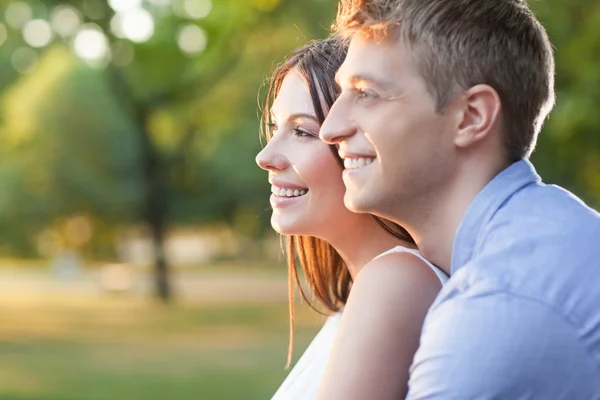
top-left (148, 199), bottom-right (171, 301)
top-left (105, 66), bottom-right (173, 302)
top-left (138, 106), bottom-right (172, 302)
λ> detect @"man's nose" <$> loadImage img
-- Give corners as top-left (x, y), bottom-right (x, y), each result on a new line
top-left (320, 95), bottom-right (354, 145)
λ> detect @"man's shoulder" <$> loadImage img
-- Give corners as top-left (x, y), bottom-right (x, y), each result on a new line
top-left (412, 286), bottom-right (600, 399)
top-left (476, 181), bottom-right (600, 294)
top-left (499, 180), bottom-right (600, 233)
top-left (478, 180), bottom-right (600, 279)
top-left (446, 182), bottom-right (600, 366)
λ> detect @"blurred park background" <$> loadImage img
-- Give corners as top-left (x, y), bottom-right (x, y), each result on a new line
top-left (0, 0), bottom-right (598, 398)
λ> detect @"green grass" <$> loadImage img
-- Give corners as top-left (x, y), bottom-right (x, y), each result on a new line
top-left (0, 299), bottom-right (325, 400)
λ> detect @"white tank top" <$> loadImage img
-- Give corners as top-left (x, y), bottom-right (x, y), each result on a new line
top-left (270, 246), bottom-right (448, 400)
top-left (372, 246), bottom-right (449, 285)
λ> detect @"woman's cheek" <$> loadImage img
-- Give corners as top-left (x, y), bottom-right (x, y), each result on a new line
top-left (302, 149), bottom-right (341, 185)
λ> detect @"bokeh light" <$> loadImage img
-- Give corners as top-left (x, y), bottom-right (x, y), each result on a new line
top-left (120, 8), bottom-right (155, 43)
top-left (108, 0), bottom-right (143, 13)
top-left (110, 13), bottom-right (126, 39)
top-left (100, 264), bottom-right (134, 292)
top-left (5, 2), bottom-right (33, 29)
top-left (111, 9), bottom-right (155, 43)
top-left (183, 0), bottom-right (212, 19)
top-left (82, 0), bottom-right (107, 20)
top-left (111, 40), bottom-right (135, 67)
top-left (149, 0), bottom-right (172, 6)
top-left (51, 5), bottom-right (82, 38)
top-left (22, 19), bottom-right (54, 48)
top-left (64, 215), bottom-right (94, 248)
top-left (177, 24), bottom-right (207, 55)
top-left (36, 229), bottom-right (63, 258)
top-left (73, 24), bottom-right (110, 64)
top-left (11, 47), bottom-right (38, 74)
top-left (0, 23), bottom-right (7, 47)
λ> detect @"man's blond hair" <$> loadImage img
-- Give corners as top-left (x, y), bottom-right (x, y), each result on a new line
top-left (334, 0), bottom-right (555, 161)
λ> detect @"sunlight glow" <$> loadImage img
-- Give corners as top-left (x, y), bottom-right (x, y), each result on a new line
top-left (73, 25), bottom-right (109, 63)
top-left (177, 24), bottom-right (207, 55)
top-left (51, 6), bottom-right (82, 38)
top-left (23, 19), bottom-right (54, 48)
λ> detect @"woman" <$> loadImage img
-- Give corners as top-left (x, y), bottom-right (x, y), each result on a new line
top-left (256, 37), bottom-right (447, 399)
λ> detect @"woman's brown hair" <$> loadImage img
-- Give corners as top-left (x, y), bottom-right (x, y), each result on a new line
top-left (260, 36), bottom-right (413, 368)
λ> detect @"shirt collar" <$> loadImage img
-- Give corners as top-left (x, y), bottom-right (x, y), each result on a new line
top-left (450, 159), bottom-right (541, 274)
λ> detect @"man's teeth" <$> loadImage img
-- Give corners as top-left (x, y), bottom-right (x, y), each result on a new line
top-left (344, 157), bottom-right (374, 169)
top-left (271, 186), bottom-right (308, 197)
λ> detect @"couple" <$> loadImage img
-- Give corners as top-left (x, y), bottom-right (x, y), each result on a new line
top-left (257, 0), bottom-right (600, 398)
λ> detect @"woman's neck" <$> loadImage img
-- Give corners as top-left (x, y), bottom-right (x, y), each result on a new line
top-left (327, 216), bottom-right (414, 279)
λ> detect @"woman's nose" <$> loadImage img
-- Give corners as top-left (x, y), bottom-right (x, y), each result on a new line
top-left (256, 142), bottom-right (288, 171)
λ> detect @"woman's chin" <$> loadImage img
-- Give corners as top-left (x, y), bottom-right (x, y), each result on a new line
top-left (271, 216), bottom-right (308, 236)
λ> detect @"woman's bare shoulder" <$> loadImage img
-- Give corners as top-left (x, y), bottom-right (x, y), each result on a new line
top-left (353, 249), bottom-right (443, 300)
top-left (339, 248), bottom-right (443, 348)
top-left (315, 250), bottom-right (443, 400)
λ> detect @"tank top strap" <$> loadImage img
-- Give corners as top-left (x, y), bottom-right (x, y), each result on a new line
top-left (373, 246), bottom-right (449, 285)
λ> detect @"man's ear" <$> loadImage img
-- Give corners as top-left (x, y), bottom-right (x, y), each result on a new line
top-left (454, 84), bottom-right (502, 148)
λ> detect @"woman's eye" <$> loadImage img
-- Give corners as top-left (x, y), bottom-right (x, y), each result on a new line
top-left (293, 128), bottom-right (315, 138)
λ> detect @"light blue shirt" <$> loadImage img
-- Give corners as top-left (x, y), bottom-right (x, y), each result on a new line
top-left (407, 160), bottom-right (600, 399)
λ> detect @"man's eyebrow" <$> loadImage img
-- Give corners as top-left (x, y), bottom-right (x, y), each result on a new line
top-left (346, 74), bottom-right (393, 89)
top-left (336, 71), bottom-right (394, 90)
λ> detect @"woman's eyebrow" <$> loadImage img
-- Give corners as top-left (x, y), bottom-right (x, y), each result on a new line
top-left (271, 112), bottom-right (318, 123)
top-left (286, 113), bottom-right (319, 124)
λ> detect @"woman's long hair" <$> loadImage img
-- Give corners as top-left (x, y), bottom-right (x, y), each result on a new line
top-left (260, 37), bottom-right (414, 368)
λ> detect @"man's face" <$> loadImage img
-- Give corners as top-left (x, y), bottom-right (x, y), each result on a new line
top-left (320, 33), bottom-right (457, 223)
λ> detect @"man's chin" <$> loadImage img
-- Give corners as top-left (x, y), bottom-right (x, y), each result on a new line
top-left (344, 192), bottom-right (372, 214)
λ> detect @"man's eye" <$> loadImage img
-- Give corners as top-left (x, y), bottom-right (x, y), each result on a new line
top-left (357, 88), bottom-right (376, 99)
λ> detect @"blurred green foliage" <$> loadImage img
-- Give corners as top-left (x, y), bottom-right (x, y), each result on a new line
top-left (0, 0), bottom-right (597, 258)
top-left (530, 0), bottom-right (600, 204)
top-left (0, 0), bottom-right (339, 258)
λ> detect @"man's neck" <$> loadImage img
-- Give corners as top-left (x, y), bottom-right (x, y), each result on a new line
top-left (410, 160), bottom-right (509, 275)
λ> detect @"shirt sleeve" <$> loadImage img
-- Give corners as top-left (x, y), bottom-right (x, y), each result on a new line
top-left (406, 290), bottom-right (599, 399)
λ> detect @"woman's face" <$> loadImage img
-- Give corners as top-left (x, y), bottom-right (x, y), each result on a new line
top-left (256, 69), bottom-right (351, 238)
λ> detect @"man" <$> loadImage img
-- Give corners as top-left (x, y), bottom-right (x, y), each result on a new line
top-left (320, 0), bottom-right (600, 397)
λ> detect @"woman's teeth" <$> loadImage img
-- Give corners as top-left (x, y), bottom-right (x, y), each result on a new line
top-left (344, 157), bottom-right (375, 169)
top-left (271, 185), bottom-right (308, 197)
